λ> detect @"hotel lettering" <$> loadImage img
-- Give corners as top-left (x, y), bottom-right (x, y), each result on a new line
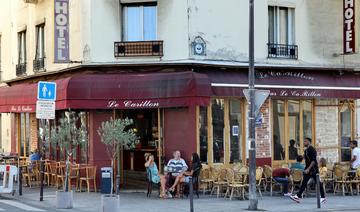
top-left (344, 0), bottom-right (355, 54)
top-left (54, 0), bottom-right (69, 62)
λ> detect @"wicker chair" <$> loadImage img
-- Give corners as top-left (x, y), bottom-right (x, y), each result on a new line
top-left (256, 167), bottom-right (264, 197)
top-left (333, 165), bottom-right (351, 196)
top-left (199, 165), bottom-right (213, 195)
top-left (290, 168), bottom-right (303, 193)
top-left (211, 167), bottom-right (228, 198)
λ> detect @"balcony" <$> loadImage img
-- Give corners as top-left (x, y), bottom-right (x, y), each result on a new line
top-left (114, 41), bottom-right (163, 57)
top-left (33, 57), bottom-right (45, 73)
top-left (16, 63), bottom-right (27, 77)
top-left (23, 0), bottom-right (38, 3)
top-left (267, 43), bottom-right (298, 59)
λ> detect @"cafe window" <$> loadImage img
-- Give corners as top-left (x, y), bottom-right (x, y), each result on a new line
top-left (199, 106), bottom-right (208, 163)
top-left (122, 4), bottom-right (157, 41)
top-left (38, 111), bottom-right (89, 163)
top-left (212, 99), bottom-right (225, 163)
top-left (339, 101), bottom-right (354, 161)
top-left (272, 99), bottom-right (313, 164)
top-left (17, 113), bottom-right (31, 158)
top-left (229, 99), bottom-right (243, 163)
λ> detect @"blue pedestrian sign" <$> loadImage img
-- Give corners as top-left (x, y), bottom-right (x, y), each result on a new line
top-left (37, 81), bottom-right (56, 101)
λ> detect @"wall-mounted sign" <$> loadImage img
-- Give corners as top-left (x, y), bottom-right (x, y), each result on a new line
top-left (232, 126), bottom-right (239, 136)
top-left (54, 0), bottom-right (69, 62)
top-left (107, 100), bottom-right (160, 109)
top-left (344, 0), bottom-right (355, 54)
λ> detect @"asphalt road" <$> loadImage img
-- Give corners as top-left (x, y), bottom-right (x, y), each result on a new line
top-left (0, 199), bottom-right (46, 212)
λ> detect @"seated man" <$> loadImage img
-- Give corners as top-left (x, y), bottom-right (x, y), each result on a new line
top-left (167, 151), bottom-right (188, 177)
top-left (290, 155), bottom-right (305, 171)
top-left (272, 167), bottom-right (291, 196)
top-left (29, 149), bottom-right (41, 162)
top-left (166, 151), bottom-right (188, 196)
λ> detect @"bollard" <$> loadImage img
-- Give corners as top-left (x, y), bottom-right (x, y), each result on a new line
top-left (18, 166), bottom-right (22, 196)
top-left (316, 173), bottom-right (320, 209)
top-left (40, 160), bottom-right (45, 201)
top-left (189, 176), bottom-right (194, 212)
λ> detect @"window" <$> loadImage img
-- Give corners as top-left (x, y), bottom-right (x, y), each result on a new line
top-left (199, 106), bottom-right (208, 163)
top-left (17, 113), bottom-right (31, 158)
top-left (212, 99), bottom-right (225, 163)
top-left (268, 6), bottom-right (295, 45)
top-left (0, 35), bottom-right (2, 80)
top-left (18, 31), bottom-right (26, 64)
top-left (35, 24), bottom-right (45, 60)
top-left (339, 101), bottom-right (354, 161)
top-left (34, 24), bottom-right (45, 71)
top-left (229, 99), bottom-right (243, 163)
top-left (122, 4), bottom-right (157, 41)
top-left (272, 100), bottom-right (313, 163)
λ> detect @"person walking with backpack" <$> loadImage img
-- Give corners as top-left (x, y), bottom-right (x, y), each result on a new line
top-left (290, 138), bottom-right (326, 204)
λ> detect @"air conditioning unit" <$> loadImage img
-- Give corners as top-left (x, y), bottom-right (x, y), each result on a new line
top-left (24, 0), bottom-right (38, 3)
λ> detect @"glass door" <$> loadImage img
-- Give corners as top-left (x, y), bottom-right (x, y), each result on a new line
top-left (272, 100), bottom-right (313, 167)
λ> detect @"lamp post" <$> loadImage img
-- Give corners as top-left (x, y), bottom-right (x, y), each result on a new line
top-left (248, 0), bottom-right (258, 210)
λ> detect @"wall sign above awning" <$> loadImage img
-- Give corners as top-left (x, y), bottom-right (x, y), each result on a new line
top-left (344, 0), bottom-right (355, 54)
top-left (207, 70), bottom-right (360, 98)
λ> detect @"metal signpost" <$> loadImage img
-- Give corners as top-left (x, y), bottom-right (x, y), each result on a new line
top-left (246, 0), bottom-right (271, 209)
top-left (36, 81), bottom-right (56, 201)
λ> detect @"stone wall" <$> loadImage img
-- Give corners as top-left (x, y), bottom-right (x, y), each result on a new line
top-left (315, 99), bottom-right (339, 163)
top-left (256, 99), bottom-right (271, 158)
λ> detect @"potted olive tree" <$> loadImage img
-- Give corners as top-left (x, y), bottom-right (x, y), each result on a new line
top-left (97, 117), bottom-right (138, 212)
top-left (50, 111), bottom-right (87, 209)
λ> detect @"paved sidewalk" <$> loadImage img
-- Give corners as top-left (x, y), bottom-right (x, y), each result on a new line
top-left (3, 187), bottom-right (360, 212)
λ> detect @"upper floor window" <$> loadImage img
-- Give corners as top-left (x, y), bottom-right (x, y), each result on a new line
top-left (18, 31), bottom-right (26, 64)
top-left (268, 6), bottom-right (295, 45)
top-left (35, 24), bottom-right (45, 60)
top-left (268, 6), bottom-right (297, 59)
top-left (122, 4), bottom-right (157, 41)
top-left (34, 24), bottom-right (45, 72)
top-left (16, 31), bottom-right (27, 76)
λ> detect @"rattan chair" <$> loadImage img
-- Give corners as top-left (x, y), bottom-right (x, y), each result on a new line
top-left (333, 165), bottom-right (351, 196)
top-left (290, 168), bottom-right (303, 193)
top-left (211, 167), bottom-right (228, 198)
top-left (199, 165), bottom-right (213, 195)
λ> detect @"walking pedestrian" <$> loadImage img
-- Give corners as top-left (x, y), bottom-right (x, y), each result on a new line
top-left (290, 138), bottom-right (326, 204)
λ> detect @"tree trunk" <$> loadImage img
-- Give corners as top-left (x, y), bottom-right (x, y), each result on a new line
top-left (64, 154), bottom-right (70, 192)
top-left (111, 159), bottom-right (114, 195)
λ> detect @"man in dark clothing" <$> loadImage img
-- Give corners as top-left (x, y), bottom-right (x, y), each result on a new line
top-left (272, 167), bottom-right (291, 196)
top-left (290, 138), bottom-right (326, 204)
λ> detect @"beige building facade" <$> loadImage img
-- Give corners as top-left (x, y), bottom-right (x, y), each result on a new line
top-left (0, 0), bottom-right (359, 173)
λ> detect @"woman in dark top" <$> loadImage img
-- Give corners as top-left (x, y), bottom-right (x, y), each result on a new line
top-left (168, 153), bottom-right (202, 196)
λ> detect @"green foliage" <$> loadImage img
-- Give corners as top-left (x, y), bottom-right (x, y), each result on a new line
top-left (50, 111), bottom-right (88, 157)
top-left (97, 117), bottom-right (138, 160)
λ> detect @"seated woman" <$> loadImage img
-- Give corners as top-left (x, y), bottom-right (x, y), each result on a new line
top-left (319, 157), bottom-right (328, 182)
top-left (144, 153), bottom-right (167, 198)
top-left (168, 153), bottom-right (202, 197)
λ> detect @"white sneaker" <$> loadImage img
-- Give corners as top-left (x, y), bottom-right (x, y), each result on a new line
top-left (290, 195), bottom-right (300, 203)
top-left (284, 193), bottom-right (292, 197)
top-left (321, 198), bottom-right (326, 204)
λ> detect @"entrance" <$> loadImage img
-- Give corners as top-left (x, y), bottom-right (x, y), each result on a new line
top-left (272, 100), bottom-right (314, 167)
top-left (121, 109), bottom-right (163, 189)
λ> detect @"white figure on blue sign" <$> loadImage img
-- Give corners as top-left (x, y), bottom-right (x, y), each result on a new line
top-left (42, 85), bottom-right (48, 98)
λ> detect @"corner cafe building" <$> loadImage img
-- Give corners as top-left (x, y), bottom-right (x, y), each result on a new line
top-left (0, 64), bottom-right (359, 186)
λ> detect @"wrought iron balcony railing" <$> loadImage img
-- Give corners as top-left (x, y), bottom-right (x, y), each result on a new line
top-left (16, 63), bottom-right (27, 76)
top-left (268, 43), bottom-right (298, 59)
top-left (33, 57), bottom-right (45, 72)
top-left (114, 41), bottom-right (163, 57)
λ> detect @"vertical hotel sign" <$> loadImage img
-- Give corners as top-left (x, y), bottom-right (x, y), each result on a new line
top-left (54, 0), bottom-right (69, 62)
top-left (344, 0), bottom-right (355, 54)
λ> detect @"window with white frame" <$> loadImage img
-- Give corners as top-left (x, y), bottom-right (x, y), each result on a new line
top-left (35, 24), bottom-right (45, 60)
top-left (18, 31), bottom-right (26, 64)
top-left (122, 4), bottom-right (157, 41)
top-left (268, 6), bottom-right (295, 45)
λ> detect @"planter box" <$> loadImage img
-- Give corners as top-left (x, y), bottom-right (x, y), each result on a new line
top-left (56, 191), bottom-right (74, 209)
top-left (101, 194), bottom-right (120, 212)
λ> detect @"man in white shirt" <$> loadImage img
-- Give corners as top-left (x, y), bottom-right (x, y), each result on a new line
top-left (167, 151), bottom-right (188, 177)
top-left (350, 140), bottom-right (360, 169)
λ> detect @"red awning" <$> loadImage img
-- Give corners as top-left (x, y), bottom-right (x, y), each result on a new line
top-left (0, 72), bottom-right (211, 113)
top-left (207, 70), bottom-right (360, 98)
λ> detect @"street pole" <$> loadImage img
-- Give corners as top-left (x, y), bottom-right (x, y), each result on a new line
top-left (248, 0), bottom-right (258, 210)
